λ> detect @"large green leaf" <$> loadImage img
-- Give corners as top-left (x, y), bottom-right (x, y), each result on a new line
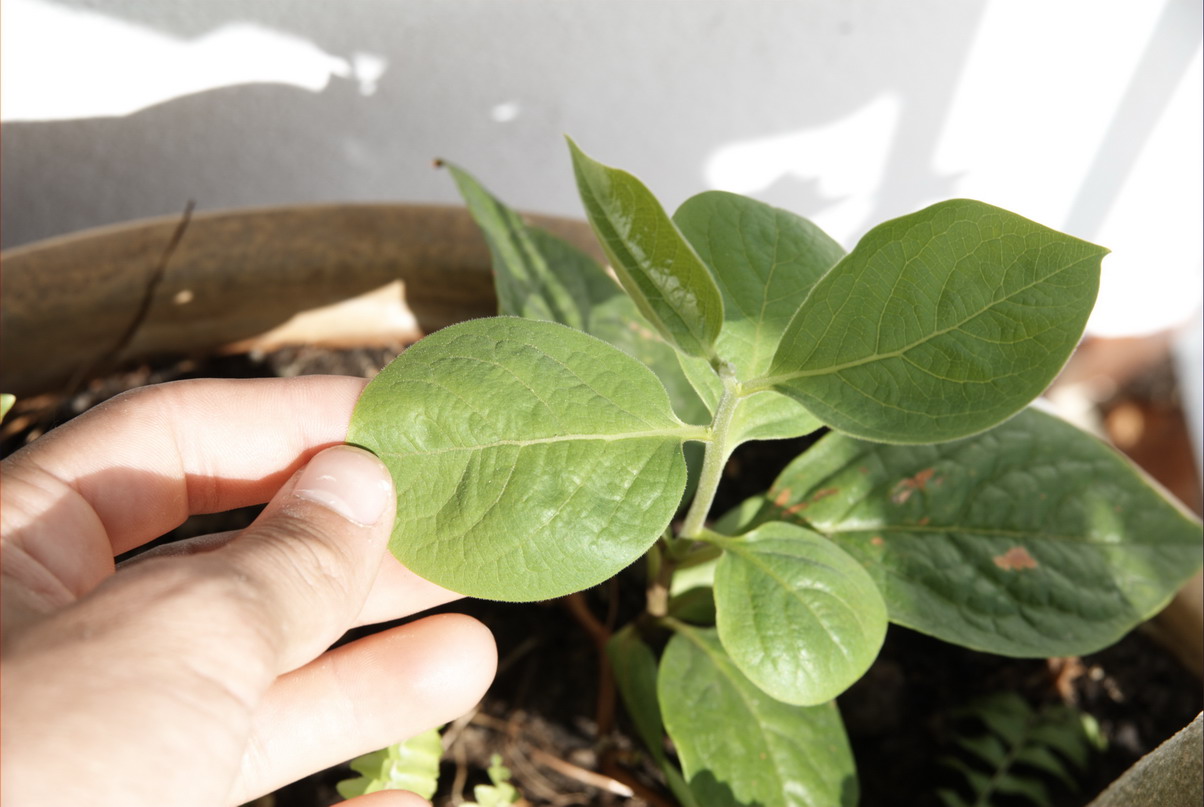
top-left (348, 317), bottom-right (703, 601)
top-left (445, 161), bottom-right (709, 426)
top-left (751, 408), bottom-right (1204, 655)
top-left (568, 138), bottom-right (724, 359)
top-left (673, 191), bottom-right (844, 378)
top-left (658, 623), bottom-right (857, 807)
top-left (764, 200), bottom-right (1107, 444)
top-left (710, 522), bottom-right (887, 705)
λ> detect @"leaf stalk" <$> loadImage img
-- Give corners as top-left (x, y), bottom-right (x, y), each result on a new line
top-left (679, 368), bottom-right (741, 539)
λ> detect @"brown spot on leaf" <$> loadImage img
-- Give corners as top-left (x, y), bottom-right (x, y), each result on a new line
top-left (891, 467), bottom-right (939, 504)
top-left (871, 536), bottom-right (885, 546)
top-left (993, 546), bottom-right (1039, 571)
top-left (811, 488), bottom-right (839, 502)
top-left (773, 488), bottom-right (793, 507)
top-left (784, 502), bottom-right (809, 516)
top-left (917, 516), bottom-right (931, 526)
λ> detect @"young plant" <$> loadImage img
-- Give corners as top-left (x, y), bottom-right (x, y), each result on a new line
top-left (937, 692), bottom-right (1105, 807)
top-left (347, 140), bottom-right (1203, 806)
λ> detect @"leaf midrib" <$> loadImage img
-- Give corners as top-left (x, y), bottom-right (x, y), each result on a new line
top-left (755, 250), bottom-right (1097, 389)
top-left (383, 425), bottom-right (708, 457)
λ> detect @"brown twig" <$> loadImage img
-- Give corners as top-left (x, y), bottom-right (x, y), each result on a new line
top-left (561, 593), bottom-right (620, 738)
top-left (63, 200), bottom-right (195, 399)
top-left (525, 746), bottom-right (634, 797)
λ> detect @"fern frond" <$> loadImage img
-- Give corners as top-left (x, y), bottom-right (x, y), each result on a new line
top-left (938, 692), bottom-right (1103, 807)
top-left (336, 727), bottom-right (443, 800)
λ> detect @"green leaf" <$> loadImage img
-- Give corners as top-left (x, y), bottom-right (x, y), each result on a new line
top-left (710, 522), bottom-right (887, 705)
top-left (445, 161), bottom-right (709, 426)
top-left (764, 200), bottom-right (1107, 443)
top-left (443, 159), bottom-right (615, 332)
top-left (0, 394), bottom-right (14, 423)
top-left (658, 623), bottom-right (857, 807)
top-left (673, 191), bottom-right (844, 379)
top-left (567, 137), bottom-right (724, 359)
top-left (348, 317), bottom-right (702, 601)
top-left (607, 625), bottom-right (669, 768)
top-left (1015, 744), bottom-right (1077, 788)
top-left (606, 626), bottom-right (698, 807)
top-left (754, 407), bottom-right (1204, 656)
top-left (336, 728), bottom-right (443, 800)
top-left (936, 788), bottom-right (971, 807)
top-left (671, 192), bottom-right (835, 442)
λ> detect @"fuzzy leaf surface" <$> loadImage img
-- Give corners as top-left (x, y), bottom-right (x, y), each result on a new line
top-left (349, 317), bottom-right (699, 601)
top-left (446, 161), bottom-right (709, 425)
top-left (658, 624), bottom-right (857, 807)
top-left (711, 522), bottom-right (887, 705)
top-left (767, 200), bottom-right (1106, 443)
top-left (568, 138), bottom-right (723, 358)
top-left (750, 408), bottom-right (1204, 655)
top-left (673, 191), bottom-right (843, 378)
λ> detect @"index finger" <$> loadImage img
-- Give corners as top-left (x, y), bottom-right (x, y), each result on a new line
top-left (4, 375), bottom-right (368, 555)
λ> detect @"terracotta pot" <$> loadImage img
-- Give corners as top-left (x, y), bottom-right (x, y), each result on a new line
top-left (0, 204), bottom-right (603, 397)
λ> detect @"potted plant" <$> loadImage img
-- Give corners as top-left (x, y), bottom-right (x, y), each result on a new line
top-left (3, 141), bottom-right (1200, 807)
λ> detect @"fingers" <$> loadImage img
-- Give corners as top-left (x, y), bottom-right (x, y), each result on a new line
top-left (344, 791), bottom-right (431, 807)
top-left (230, 614), bottom-right (497, 804)
top-left (123, 532), bottom-right (464, 629)
top-left (7, 376), bottom-right (368, 556)
top-left (206, 444), bottom-right (396, 674)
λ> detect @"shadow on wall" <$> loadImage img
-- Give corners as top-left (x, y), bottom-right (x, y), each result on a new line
top-left (1, 0), bottom-right (989, 250)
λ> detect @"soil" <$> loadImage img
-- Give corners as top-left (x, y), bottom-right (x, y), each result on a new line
top-left (3, 344), bottom-right (1200, 807)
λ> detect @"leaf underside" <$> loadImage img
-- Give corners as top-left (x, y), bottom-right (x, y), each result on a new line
top-left (348, 317), bottom-right (695, 601)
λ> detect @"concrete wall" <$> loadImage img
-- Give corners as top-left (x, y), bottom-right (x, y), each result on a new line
top-left (3, 0), bottom-right (1200, 338)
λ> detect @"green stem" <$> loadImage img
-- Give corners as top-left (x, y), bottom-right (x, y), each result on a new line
top-left (679, 369), bottom-right (741, 539)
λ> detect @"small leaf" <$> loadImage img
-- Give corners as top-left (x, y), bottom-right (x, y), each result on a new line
top-left (0, 394), bottom-right (14, 423)
top-left (936, 788), bottom-right (971, 807)
top-left (349, 317), bottom-right (701, 601)
top-left (607, 626), bottom-right (698, 807)
top-left (337, 728), bottom-right (443, 800)
top-left (954, 732), bottom-right (1009, 767)
top-left (766, 200), bottom-right (1107, 443)
top-left (658, 623), bottom-right (857, 807)
top-left (711, 522), bottom-right (887, 705)
top-left (729, 389), bottom-right (824, 444)
top-left (1015, 744), bottom-right (1077, 789)
top-left (673, 191), bottom-right (844, 379)
top-left (994, 773), bottom-right (1053, 807)
top-left (568, 138), bottom-right (724, 359)
top-left (755, 407), bottom-right (1204, 656)
top-left (445, 161), bottom-right (709, 425)
top-left (607, 626), bottom-right (669, 767)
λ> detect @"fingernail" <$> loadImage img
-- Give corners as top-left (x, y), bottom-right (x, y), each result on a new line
top-left (294, 445), bottom-right (393, 525)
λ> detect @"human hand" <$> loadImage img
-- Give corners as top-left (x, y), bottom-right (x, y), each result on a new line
top-left (1, 376), bottom-right (497, 806)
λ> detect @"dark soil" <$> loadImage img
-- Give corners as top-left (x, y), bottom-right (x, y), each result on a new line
top-left (3, 345), bottom-right (1200, 807)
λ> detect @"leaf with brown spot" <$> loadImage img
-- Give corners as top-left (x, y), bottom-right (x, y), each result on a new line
top-left (725, 407), bottom-right (1204, 657)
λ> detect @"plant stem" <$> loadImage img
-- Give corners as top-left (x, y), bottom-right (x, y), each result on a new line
top-left (679, 368), bottom-right (741, 539)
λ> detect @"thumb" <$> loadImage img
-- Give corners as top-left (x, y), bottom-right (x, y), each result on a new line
top-left (212, 443), bottom-right (397, 676)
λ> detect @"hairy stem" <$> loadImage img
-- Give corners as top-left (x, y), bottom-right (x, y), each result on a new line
top-left (679, 369), bottom-right (741, 539)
